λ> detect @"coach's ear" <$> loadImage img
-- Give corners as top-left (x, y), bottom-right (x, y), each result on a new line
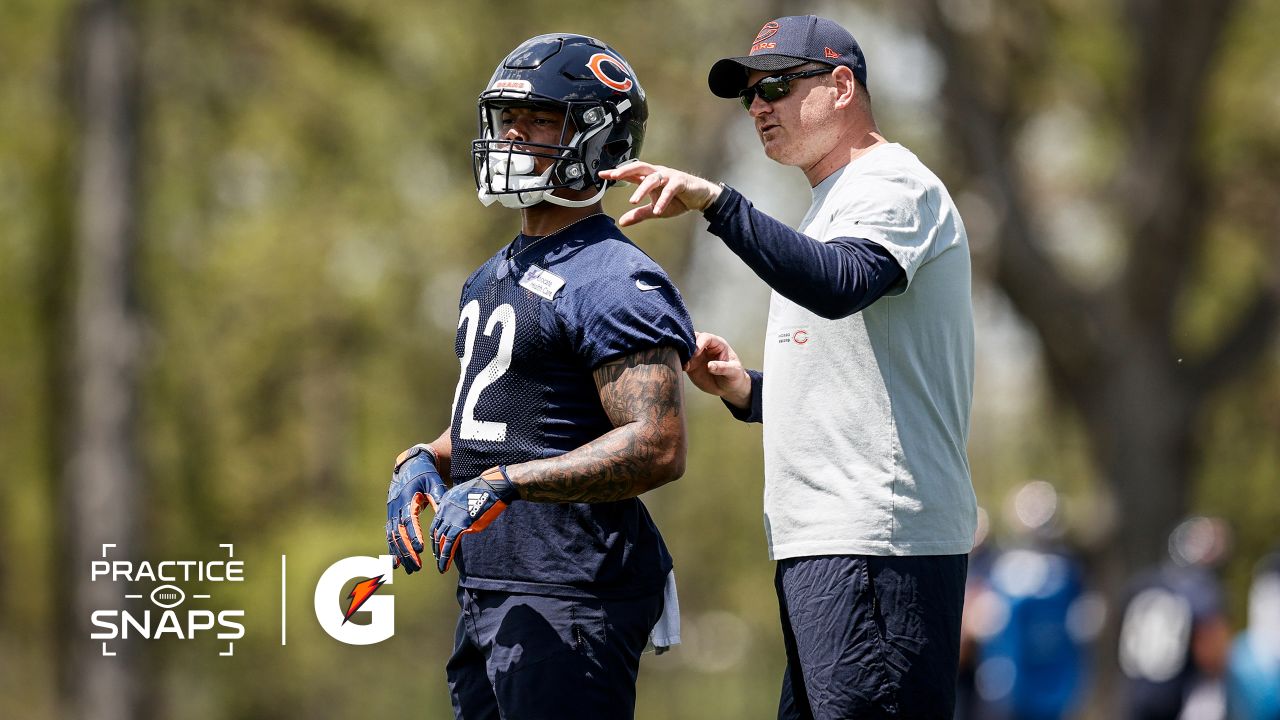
top-left (831, 65), bottom-right (857, 111)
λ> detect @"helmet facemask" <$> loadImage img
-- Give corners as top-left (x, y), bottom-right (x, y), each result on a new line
top-left (472, 94), bottom-right (634, 209)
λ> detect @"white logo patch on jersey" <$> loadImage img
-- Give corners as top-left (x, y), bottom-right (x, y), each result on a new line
top-left (519, 265), bottom-right (566, 301)
top-left (466, 490), bottom-right (491, 518)
top-left (635, 279), bottom-right (661, 291)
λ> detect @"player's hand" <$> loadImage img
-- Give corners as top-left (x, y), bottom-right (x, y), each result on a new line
top-left (386, 444), bottom-right (448, 575)
top-left (597, 161), bottom-right (722, 227)
top-left (685, 331), bottom-right (752, 408)
top-left (429, 466), bottom-right (519, 574)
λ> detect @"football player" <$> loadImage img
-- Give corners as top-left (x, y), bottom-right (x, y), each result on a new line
top-left (385, 34), bottom-right (695, 719)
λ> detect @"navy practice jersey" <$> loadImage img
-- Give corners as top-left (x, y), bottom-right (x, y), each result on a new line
top-left (447, 214), bottom-right (695, 599)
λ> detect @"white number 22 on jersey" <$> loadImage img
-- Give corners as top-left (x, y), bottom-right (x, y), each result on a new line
top-left (450, 300), bottom-right (516, 442)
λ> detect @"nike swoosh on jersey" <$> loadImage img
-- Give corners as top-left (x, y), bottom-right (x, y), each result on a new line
top-left (635, 279), bottom-right (662, 291)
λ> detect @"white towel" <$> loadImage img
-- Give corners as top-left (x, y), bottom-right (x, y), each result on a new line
top-left (647, 569), bottom-right (681, 655)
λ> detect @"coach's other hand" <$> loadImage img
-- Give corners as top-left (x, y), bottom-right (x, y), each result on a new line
top-left (598, 161), bottom-right (722, 227)
top-left (429, 467), bottom-right (519, 574)
top-left (386, 444), bottom-right (448, 575)
top-left (685, 331), bottom-right (752, 409)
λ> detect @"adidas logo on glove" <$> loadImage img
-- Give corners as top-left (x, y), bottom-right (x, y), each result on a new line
top-left (467, 491), bottom-right (490, 518)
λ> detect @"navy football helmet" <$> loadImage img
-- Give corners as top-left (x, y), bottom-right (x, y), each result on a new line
top-left (472, 34), bottom-right (647, 209)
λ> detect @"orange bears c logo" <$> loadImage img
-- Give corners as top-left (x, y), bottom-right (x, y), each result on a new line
top-left (587, 53), bottom-right (633, 92)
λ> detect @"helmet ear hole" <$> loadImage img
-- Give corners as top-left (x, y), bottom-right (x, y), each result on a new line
top-left (604, 138), bottom-right (631, 156)
top-left (599, 139), bottom-right (633, 170)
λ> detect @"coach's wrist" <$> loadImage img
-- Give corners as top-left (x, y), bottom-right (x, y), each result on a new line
top-left (722, 369), bottom-right (763, 424)
top-left (720, 377), bottom-right (751, 409)
top-left (701, 182), bottom-right (729, 215)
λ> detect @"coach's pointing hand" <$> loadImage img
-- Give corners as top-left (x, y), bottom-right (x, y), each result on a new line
top-left (598, 162), bottom-right (722, 227)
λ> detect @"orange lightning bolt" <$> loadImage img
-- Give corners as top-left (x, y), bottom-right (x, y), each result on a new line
top-left (342, 575), bottom-right (386, 625)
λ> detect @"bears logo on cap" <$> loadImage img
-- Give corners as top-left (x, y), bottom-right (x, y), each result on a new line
top-left (754, 21), bottom-right (780, 43)
top-left (751, 21), bottom-right (780, 53)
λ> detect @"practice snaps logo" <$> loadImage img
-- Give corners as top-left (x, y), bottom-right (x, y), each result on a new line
top-left (313, 555), bottom-right (396, 645)
top-left (90, 543), bottom-right (246, 657)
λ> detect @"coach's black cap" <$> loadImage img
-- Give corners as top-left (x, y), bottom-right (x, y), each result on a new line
top-left (708, 15), bottom-right (868, 99)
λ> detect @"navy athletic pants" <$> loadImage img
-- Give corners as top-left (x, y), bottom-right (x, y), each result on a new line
top-left (446, 586), bottom-right (663, 720)
top-left (776, 554), bottom-right (968, 720)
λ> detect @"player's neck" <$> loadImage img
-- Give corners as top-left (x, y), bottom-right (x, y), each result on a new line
top-left (520, 200), bottom-right (605, 237)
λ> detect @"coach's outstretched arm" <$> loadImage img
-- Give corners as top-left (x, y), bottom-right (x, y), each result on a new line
top-left (600, 162), bottom-right (905, 321)
top-left (507, 345), bottom-right (687, 503)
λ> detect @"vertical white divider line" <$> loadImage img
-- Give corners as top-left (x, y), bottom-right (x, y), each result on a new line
top-left (281, 554), bottom-right (287, 645)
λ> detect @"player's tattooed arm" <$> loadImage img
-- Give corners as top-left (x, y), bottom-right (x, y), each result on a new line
top-left (506, 346), bottom-right (687, 503)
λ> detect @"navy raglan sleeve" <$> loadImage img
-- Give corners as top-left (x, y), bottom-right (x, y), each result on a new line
top-left (702, 185), bottom-right (904, 319)
top-left (557, 246), bottom-right (696, 369)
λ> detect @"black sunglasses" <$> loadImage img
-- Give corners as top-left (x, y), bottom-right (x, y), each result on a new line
top-left (738, 68), bottom-right (832, 110)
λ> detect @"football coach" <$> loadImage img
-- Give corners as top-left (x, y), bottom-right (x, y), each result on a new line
top-left (601, 14), bottom-right (977, 719)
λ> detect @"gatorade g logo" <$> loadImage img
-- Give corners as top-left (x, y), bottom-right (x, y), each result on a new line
top-left (587, 53), bottom-right (633, 92)
top-left (314, 555), bottom-right (396, 645)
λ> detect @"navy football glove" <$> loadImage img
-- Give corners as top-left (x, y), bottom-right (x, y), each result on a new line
top-left (386, 444), bottom-right (448, 574)
top-left (429, 466), bottom-right (519, 574)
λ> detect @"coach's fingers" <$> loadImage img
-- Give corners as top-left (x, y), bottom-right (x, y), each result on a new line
top-left (697, 332), bottom-right (737, 361)
top-left (706, 359), bottom-right (744, 376)
top-left (627, 170), bottom-right (666, 205)
top-left (617, 203), bottom-right (659, 227)
top-left (651, 176), bottom-right (682, 216)
top-left (599, 161), bottom-right (654, 185)
top-left (688, 336), bottom-right (719, 366)
top-left (695, 331), bottom-right (724, 352)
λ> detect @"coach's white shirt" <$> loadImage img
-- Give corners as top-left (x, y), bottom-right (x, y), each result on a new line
top-left (761, 142), bottom-right (976, 559)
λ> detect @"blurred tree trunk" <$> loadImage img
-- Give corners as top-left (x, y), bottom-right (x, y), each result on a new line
top-left (62, 0), bottom-right (145, 718)
top-left (912, 0), bottom-right (1279, 711)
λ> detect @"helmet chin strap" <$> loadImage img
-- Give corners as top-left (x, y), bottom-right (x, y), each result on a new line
top-left (542, 181), bottom-right (608, 208)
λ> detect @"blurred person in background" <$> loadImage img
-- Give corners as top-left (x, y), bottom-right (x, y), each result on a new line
top-left (1227, 551), bottom-right (1280, 719)
top-left (600, 13), bottom-right (977, 719)
top-left (1118, 516), bottom-right (1234, 720)
top-left (963, 480), bottom-right (1099, 720)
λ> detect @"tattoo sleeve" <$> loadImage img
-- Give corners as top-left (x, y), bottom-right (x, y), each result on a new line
top-left (507, 345), bottom-right (687, 503)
